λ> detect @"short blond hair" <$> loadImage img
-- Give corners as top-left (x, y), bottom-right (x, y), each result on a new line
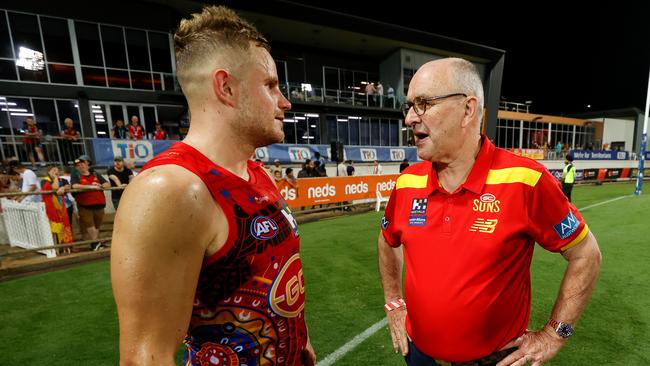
top-left (174, 6), bottom-right (269, 93)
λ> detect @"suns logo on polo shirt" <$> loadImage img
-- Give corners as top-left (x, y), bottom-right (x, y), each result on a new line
top-left (554, 211), bottom-right (580, 240)
top-left (473, 193), bottom-right (501, 213)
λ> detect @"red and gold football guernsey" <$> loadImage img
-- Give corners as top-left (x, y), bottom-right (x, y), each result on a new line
top-left (142, 142), bottom-right (307, 366)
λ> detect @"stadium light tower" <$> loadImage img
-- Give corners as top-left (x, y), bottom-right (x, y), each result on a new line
top-left (635, 67), bottom-right (650, 195)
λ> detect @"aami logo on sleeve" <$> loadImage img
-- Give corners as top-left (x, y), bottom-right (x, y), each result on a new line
top-left (553, 211), bottom-right (580, 240)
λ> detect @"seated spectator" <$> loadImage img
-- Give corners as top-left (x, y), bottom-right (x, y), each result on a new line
top-left (268, 159), bottom-right (282, 176)
top-left (297, 159), bottom-right (311, 178)
top-left (41, 165), bottom-right (73, 248)
top-left (273, 169), bottom-right (283, 183)
top-left (285, 167), bottom-right (298, 188)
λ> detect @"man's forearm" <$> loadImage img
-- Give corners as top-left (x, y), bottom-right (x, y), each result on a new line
top-left (548, 234), bottom-right (602, 328)
top-left (378, 236), bottom-right (404, 302)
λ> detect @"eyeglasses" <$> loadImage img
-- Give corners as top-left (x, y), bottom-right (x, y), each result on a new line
top-left (400, 93), bottom-right (467, 118)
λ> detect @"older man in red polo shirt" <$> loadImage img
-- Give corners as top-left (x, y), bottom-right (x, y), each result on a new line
top-left (378, 58), bottom-right (602, 366)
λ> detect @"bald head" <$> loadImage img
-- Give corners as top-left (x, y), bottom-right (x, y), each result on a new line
top-left (414, 58), bottom-right (484, 121)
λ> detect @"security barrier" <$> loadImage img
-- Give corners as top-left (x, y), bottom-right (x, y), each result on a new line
top-left (1, 198), bottom-right (55, 258)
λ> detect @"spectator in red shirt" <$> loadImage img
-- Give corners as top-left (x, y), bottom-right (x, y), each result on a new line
top-left (71, 155), bottom-right (110, 249)
top-left (22, 117), bottom-right (46, 166)
top-left (59, 118), bottom-right (80, 164)
top-left (379, 58), bottom-right (602, 366)
top-left (128, 115), bottom-right (145, 140)
top-left (153, 122), bottom-right (167, 140)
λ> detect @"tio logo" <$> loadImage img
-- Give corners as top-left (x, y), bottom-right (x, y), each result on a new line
top-left (390, 149), bottom-right (405, 161)
top-left (360, 148), bottom-right (377, 161)
top-left (288, 147), bottom-right (311, 162)
top-left (113, 141), bottom-right (153, 161)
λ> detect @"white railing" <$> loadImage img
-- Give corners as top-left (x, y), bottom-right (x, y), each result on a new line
top-left (1, 198), bottom-right (56, 258)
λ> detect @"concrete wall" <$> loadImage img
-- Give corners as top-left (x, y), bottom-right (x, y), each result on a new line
top-left (602, 118), bottom-right (636, 151)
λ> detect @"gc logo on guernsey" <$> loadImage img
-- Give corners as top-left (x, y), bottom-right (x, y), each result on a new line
top-left (269, 253), bottom-right (305, 317)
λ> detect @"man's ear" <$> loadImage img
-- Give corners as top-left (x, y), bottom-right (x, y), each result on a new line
top-left (212, 69), bottom-right (237, 107)
top-left (461, 96), bottom-right (479, 128)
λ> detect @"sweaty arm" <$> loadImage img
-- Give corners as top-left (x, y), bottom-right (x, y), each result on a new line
top-left (378, 234), bottom-right (409, 355)
top-left (498, 232), bottom-right (602, 366)
top-left (111, 165), bottom-right (227, 366)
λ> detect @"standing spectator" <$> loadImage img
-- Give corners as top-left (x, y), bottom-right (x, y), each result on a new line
top-left (41, 165), bottom-right (73, 248)
top-left (555, 141), bottom-right (563, 159)
top-left (60, 166), bottom-right (75, 236)
top-left (314, 151), bottom-right (326, 170)
top-left (373, 160), bottom-right (383, 175)
top-left (22, 117), bottom-right (46, 166)
top-left (71, 155), bottom-right (110, 249)
top-left (107, 156), bottom-right (134, 210)
top-left (112, 119), bottom-right (130, 139)
top-left (562, 154), bottom-right (576, 202)
top-left (387, 85), bottom-right (396, 108)
top-left (128, 115), bottom-right (145, 140)
top-left (346, 160), bottom-right (355, 176)
top-left (399, 158), bottom-right (410, 173)
top-left (153, 122), bottom-right (167, 140)
top-left (59, 118), bottom-right (81, 164)
top-left (9, 160), bottom-right (41, 203)
top-left (365, 82), bottom-right (376, 106)
top-left (376, 81), bottom-right (384, 107)
top-left (337, 160), bottom-right (347, 176)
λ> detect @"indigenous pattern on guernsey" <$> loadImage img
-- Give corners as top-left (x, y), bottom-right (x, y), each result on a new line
top-left (142, 142), bottom-right (307, 366)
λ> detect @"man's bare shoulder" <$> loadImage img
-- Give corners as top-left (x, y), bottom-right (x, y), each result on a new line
top-left (118, 164), bottom-right (216, 227)
top-left (114, 164), bottom-right (223, 253)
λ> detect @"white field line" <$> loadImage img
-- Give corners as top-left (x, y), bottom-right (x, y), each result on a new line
top-left (578, 195), bottom-right (633, 211)
top-left (316, 318), bottom-right (387, 366)
top-left (316, 194), bottom-right (633, 365)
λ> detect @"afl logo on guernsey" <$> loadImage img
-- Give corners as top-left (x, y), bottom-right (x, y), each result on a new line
top-left (251, 216), bottom-right (279, 240)
top-left (269, 253), bottom-right (305, 317)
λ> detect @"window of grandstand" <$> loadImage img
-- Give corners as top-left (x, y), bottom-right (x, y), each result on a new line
top-left (496, 118), bottom-right (596, 151)
top-left (327, 115), bottom-right (402, 146)
top-left (282, 112), bottom-right (321, 144)
top-left (0, 9), bottom-right (177, 91)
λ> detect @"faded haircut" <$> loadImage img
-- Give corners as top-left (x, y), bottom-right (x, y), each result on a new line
top-left (447, 58), bottom-right (485, 120)
top-left (174, 5), bottom-right (269, 94)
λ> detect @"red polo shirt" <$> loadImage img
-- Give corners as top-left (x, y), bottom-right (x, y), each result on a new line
top-left (381, 137), bottom-right (589, 362)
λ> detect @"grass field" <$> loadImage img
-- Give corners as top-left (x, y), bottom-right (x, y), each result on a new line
top-left (1, 182), bottom-right (649, 365)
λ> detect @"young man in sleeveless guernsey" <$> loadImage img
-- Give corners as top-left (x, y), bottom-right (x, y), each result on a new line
top-left (111, 6), bottom-right (316, 366)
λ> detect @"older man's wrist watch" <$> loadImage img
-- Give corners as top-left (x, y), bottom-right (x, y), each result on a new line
top-left (547, 319), bottom-right (574, 339)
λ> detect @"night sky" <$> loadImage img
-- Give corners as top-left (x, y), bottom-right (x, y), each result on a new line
top-left (310, 2), bottom-right (649, 116)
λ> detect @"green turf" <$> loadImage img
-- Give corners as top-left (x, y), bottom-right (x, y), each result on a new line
top-left (1, 182), bottom-right (648, 365)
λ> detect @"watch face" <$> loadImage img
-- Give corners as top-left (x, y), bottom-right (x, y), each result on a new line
top-left (557, 322), bottom-right (574, 338)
